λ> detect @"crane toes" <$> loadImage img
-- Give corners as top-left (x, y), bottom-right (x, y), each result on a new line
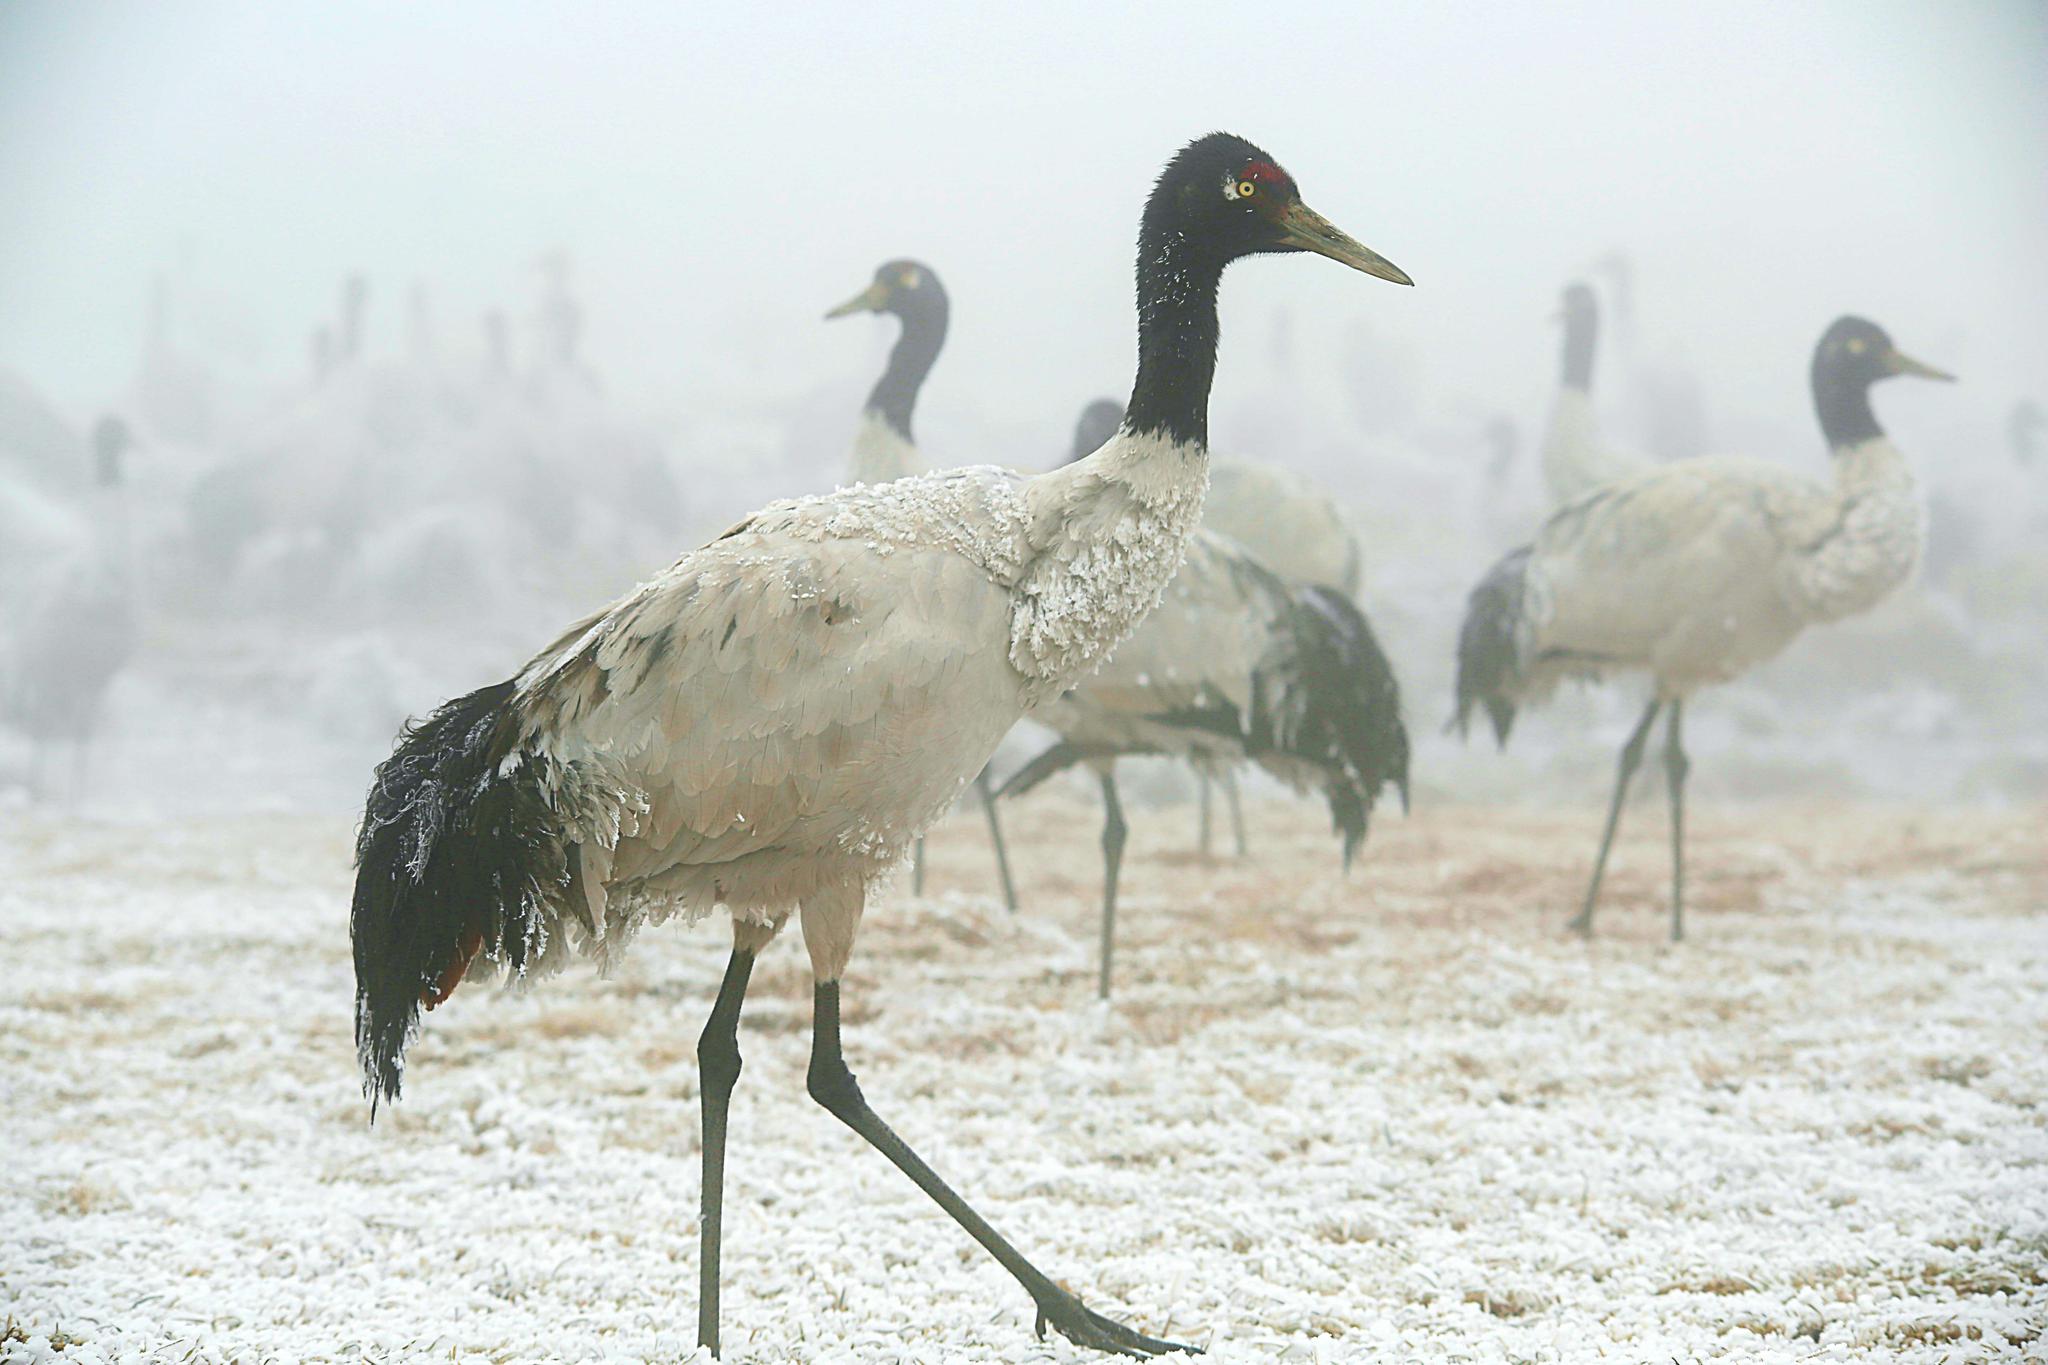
top-left (1032, 1289), bottom-right (1200, 1357)
top-left (1564, 913), bottom-right (1595, 939)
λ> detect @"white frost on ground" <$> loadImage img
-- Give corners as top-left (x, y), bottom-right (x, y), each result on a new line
top-left (3, 800), bottom-right (2044, 1363)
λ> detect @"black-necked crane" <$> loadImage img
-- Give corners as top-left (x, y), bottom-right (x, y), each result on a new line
top-left (1062, 401), bottom-right (1361, 600)
top-left (1192, 456), bottom-right (1364, 855)
top-left (825, 259), bottom-right (1017, 908)
top-left (0, 415), bottom-right (138, 797)
top-left (1061, 399), bottom-right (1367, 859)
top-left (996, 449), bottom-right (1411, 996)
top-left (1541, 281), bottom-right (1651, 505)
top-left (1454, 316), bottom-right (1951, 942)
top-left (825, 258), bottom-right (946, 486)
top-left (351, 132), bottom-right (1411, 1358)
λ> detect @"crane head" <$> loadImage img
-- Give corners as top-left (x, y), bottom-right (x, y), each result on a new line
top-left (825, 260), bottom-right (945, 321)
top-left (1817, 317), bottom-right (1955, 389)
top-left (1144, 132), bottom-right (1412, 285)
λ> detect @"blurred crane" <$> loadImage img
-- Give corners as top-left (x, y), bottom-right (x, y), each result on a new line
top-left (1541, 282), bottom-right (1651, 505)
top-left (1066, 399), bottom-right (1366, 858)
top-left (997, 472), bottom-right (1410, 996)
top-left (1, 416), bottom-right (139, 797)
top-left (350, 131), bottom-right (1411, 1357)
top-left (826, 259), bottom-right (945, 486)
top-left (1455, 316), bottom-right (1952, 941)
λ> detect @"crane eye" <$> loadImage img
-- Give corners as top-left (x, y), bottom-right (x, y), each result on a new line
top-left (1237, 180), bottom-right (1257, 199)
top-left (1846, 337), bottom-right (1866, 354)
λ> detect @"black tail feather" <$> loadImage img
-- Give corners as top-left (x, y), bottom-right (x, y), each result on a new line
top-left (351, 679), bottom-right (565, 1118)
top-left (1248, 584), bottom-right (1410, 868)
top-left (1452, 545), bottom-right (1531, 748)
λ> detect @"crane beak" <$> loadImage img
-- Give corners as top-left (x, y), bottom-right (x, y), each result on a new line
top-left (825, 281), bottom-right (891, 320)
top-left (1274, 200), bottom-right (1413, 286)
top-left (1887, 348), bottom-right (1955, 382)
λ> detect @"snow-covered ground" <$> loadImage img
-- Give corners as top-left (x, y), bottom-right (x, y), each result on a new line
top-left (4, 796), bottom-right (2043, 1363)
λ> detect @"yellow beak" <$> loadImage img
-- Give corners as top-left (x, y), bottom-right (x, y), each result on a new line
top-left (1274, 200), bottom-right (1413, 286)
top-left (825, 281), bottom-right (892, 320)
top-left (1887, 348), bottom-right (1955, 382)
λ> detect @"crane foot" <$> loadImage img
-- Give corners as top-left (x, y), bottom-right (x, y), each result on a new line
top-left (1032, 1287), bottom-right (1199, 1357)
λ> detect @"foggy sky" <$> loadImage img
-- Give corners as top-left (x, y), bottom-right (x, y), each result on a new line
top-left (2, 0), bottom-right (2043, 464)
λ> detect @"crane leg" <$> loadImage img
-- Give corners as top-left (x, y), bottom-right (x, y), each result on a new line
top-left (1222, 770), bottom-right (1247, 859)
top-left (976, 766), bottom-right (1019, 914)
top-left (697, 944), bottom-right (758, 1357)
top-left (1567, 698), bottom-right (1663, 938)
top-left (912, 837), bottom-right (926, 896)
top-left (1664, 700), bottom-right (1690, 943)
top-left (1098, 770), bottom-right (1127, 1002)
top-left (1195, 773), bottom-right (1213, 856)
top-left (806, 980), bottom-right (1191, 1357)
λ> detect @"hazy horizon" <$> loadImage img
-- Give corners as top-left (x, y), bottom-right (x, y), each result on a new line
top-left (3, 1), bottom-right (2043, 468)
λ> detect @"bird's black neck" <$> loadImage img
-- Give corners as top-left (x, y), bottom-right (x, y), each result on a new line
top-left (865, 296), bottom-right (948, 443)
top-left (1122, 228), bottom-right (1224, 449)
top-left (1813, 361), bottom-right (1883, 451)
top-left (1561, 309), bottom-right (1596, 392)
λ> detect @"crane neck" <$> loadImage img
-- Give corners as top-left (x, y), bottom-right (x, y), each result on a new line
top-left (864, 293), bottom-right (948, 443)
top-left (1121, 226), bottom-right (1225, 450)
top-left (1560, 307), bottom-right (1597, 392)
top-left (1813, 365), bottom-right (1883, 452)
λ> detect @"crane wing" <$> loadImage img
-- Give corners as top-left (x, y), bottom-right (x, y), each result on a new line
top-left (1527, 458), bottom-right (1828, 674)
top-left (509, 469), bottom-right (1033, 902)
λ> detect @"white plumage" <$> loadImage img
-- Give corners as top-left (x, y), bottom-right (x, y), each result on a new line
top-left (1456, 315), bottom-right (1952, 940)
top-left (1069, 398), bottom-right (1363, 595)
top-left (1000, 512), bottom-right (1409, 997)
top-left (1203, 457), bottom-right (1363, 594)
top-left (845, 409), bottom-right (925, 486)
top-left (351, 132), bottom-right (1411, 1358)
top-left (1060, 398), bottom-right (1367, 860)
top-left (827, 259), bottom-right (1016, 903)
top-left (500, 454), bottom-right (1197, 945)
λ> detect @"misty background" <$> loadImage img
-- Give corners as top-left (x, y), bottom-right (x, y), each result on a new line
top-left (1, 0), bottom-right (2044, 816)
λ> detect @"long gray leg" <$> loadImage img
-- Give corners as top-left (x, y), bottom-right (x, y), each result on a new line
top-left (1664, 699), bottom-right (1690, 943)
top-left (1567, 698), bottom-right (1663, 937)
top-left (806, 981), bottom-right (1190, 1356)
top-left (1221, 770), bottom-right (1247, 859)
top-left (697, 946), bottom-right (757, 1357)
top-left (1195, 772), bottom-right (1213, 856)
top-left (976, 766), bottom-right (1019, 914)
top-left (1098, 769), bottom-right (1127, 1001)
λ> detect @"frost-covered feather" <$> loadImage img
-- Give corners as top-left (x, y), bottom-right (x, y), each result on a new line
top-left (1019, 528), bottom-right (1407, 863)
top-left (353, 434), bottom-right (1210, 1108)
top-left (1459, 407), bottom-right (1930, 744)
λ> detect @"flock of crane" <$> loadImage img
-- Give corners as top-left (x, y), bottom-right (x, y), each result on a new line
top-left (333, 133), bottom-right (1967, 1356)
